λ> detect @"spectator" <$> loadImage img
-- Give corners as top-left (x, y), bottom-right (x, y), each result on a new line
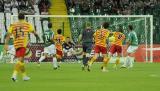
top-left (0, 0), bottom-right (4, 12)
top-left (38, 0), bottom-right (51, 15)
top-left (80, 0), bottom-right (90, 15)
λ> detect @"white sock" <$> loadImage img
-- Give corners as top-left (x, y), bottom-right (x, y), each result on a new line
top-left (53, 57), bottom-right (57, 68)
top-left (126, 56), bottom-right (130, 67)
top-left (39, 56), bottom-right (45, 63)
top-left (129, 57), bottom-right (134, 68)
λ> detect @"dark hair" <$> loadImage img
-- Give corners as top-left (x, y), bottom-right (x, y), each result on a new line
top-left (57, 29), bottom-right (62, 34)
top-left (18, 13), bottom-right (25, 20)
top-left (102, 22), bottom-right (109, 29)
top-left (128, 25), bottom-right (133, 30)
top-left (48, 22), bottom-right (52, 28)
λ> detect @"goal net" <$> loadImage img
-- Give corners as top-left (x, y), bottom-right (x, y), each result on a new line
top-left (10, 15), bottom-right (153, 63)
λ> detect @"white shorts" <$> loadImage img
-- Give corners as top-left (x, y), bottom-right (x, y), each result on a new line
top-left (7, 45), bottom-right (15, 55)
top-left (44, 44), bottom-right (56, 55)
top-left (63, 48), bottom-right (74, 56)
top-left (127, 46), bottom-right (138, 53)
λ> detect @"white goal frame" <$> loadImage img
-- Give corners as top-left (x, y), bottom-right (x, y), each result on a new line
top-left (11, 15), bottom-right (154, 63)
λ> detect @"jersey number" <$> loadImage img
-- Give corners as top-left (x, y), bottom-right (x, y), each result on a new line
top-left (118, 34), bottom-right (123, 40)
top-left (15, 27), bottom-right (24, 38)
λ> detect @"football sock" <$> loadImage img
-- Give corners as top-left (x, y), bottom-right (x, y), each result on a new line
top-left (20, 62), bottom-right (27, 77)
top-left (88, 56), bottom-right (96, 66)
top-left (53, 57), bottom-right (58, 68)
top-left (12, 61), bottom-right (21, 78)
top-left (102, 57), bottom-right (109, 68)
top-left (115, 57), bottom-right (120, 65)
top-left (82, 55), bottom-right (87, 66)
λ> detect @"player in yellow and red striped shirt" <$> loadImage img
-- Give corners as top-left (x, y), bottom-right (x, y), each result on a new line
top-left (88, 22), bottom-right (110, 72)
top-left (54, 29), bottom-right (65, 63)
top-left (108, 26), bottom-right (125, 69)
top-left (4, 13), bottom-right (40, 82)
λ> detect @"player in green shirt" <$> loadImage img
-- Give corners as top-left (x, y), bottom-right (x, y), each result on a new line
top-left (122, 25), bottom-right (138, 68)
top-left (38, 23), bottom-right (58, 69)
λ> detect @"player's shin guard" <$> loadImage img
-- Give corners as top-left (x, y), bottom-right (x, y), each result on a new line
top-left (53, 57), bottom-right (58, 68)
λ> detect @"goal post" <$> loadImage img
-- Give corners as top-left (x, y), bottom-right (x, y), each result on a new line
top-left (10, 15), bottom-right (153, 63)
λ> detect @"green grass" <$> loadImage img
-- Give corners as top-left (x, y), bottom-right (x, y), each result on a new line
top-left (0, 62), bottom-right (160, 91)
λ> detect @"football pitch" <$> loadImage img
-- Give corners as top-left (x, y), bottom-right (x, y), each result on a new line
top-left (0, 62), bottom-right (160, 91)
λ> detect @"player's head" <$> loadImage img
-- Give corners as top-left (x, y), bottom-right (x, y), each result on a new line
top-left (102, 22), bottom-right (109, 29)
top-left (18, 13), bottom-right (25, 20)
top-left (57, 29), bottom-right (62, 34)
top-left (48, 22), bottom-right (52, 29)
top-left (128, 25), bottom-right (133, 31)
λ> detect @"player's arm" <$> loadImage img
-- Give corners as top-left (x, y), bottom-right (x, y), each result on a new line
top-left (4, 33), bottom-right (12, 51)
top-left (4, 25), bottom-right (13, 51)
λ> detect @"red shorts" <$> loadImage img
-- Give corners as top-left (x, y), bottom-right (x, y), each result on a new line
top-left (94, 45), bottom-right (107, 54)
top-left (16, 47), bottom-right (26, 57)
top-left (56, 49), bottom-right (63, 58)
top-left (110, 44), bottom-right (122, 54)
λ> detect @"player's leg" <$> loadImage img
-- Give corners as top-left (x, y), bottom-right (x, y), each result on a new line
top-left (100, 46), bottom-right (109, 72)
top-left (88, 45), bottom-right (100, 66)
top-left (50, 44), bottom-right (58, 69)
top-left (38, 47), bottom-right (48, 66)
top-left (122, 46), bottom-right (138, 68)
top-left (11, 47), bottom-right (30, 82)
top-left (82, 44), bottom-right (87, 69)
top-left (114, 45), bottom-right (122, 69)
top-left (108, 45), bottom-right (116, 69)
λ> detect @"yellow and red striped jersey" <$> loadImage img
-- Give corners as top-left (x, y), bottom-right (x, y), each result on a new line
top-left (93, 28), bottom-right (110, 47)
top-left (8, 20), bottom-right (34, 49)
top-left (112, 32), bottom-right (125, 46)
top-left (54, 34), bottom-right (65, 51)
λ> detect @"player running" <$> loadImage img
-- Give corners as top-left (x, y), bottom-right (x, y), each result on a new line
top-left (54, 29), bottom-right (65, 65)
top-left (79, 22), bottom-right (94, 71)
top-left (87, 22), bottom-right (110, 72)
top-left (121, 25), bottom-right (138, 68)
top-left (108, 26), bottom-right (125, 69)
top-left (4, 13), bottom-right (40, 82)
top-left (38, 23), bottom-right (58, 69)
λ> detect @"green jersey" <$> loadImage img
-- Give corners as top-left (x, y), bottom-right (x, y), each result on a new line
top-left (127, 31), bottom-right (138, 46)
top-left (43, 29), bottom-right (54, 47)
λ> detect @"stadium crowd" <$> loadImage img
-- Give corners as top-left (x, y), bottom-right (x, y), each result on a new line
top-left (66, 0), bottom-right (160, 15)
top-left (0, 0), bottom-right (51, 14)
